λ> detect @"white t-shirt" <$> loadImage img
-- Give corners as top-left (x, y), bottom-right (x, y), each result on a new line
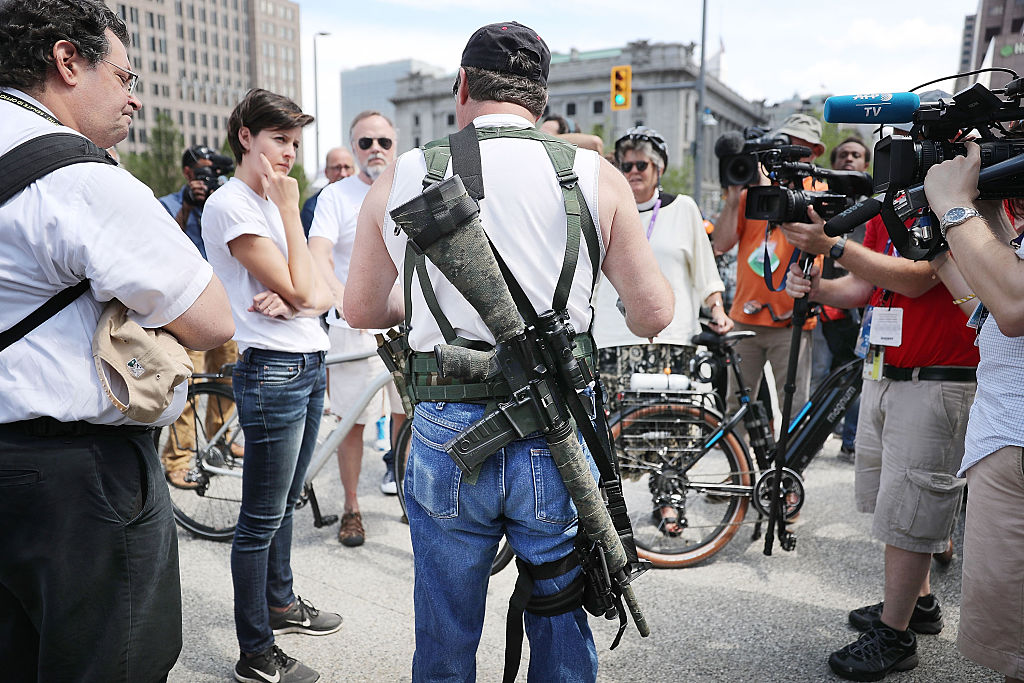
top-left (307, 173), bottom-right (372, 328)
top-left (308, 173), bottom-right (371, 284)
top-left (593, 192), bottom-right (724, 348)
top-left (202, 177), bottom-right (329, 354)
top-left (382, 113), bottom-right (604, 352)
top-left (0, 89), bottom-right (212, 425)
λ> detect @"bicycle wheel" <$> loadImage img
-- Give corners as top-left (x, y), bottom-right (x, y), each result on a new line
top-left (157, 381), bottom-right (244, 542)
top-left (610, 401), bottom-right (753, 568)
top-left (395, 418), bottom-right (514, 575)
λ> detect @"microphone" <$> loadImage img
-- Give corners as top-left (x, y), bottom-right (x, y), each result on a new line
top-left (714, 130), bottom-right (745, 158)
top-left (824, 198), bottom-right (882, 237)
top-left (824, 93), bottom-right (921, 124)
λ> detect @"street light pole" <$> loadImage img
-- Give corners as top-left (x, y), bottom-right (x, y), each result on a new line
top-left (313, 31), bottom-right (330, 177)
top-left (693, 0), bottom-right (708, 213)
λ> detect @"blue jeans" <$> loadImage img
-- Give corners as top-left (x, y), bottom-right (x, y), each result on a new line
top-left (405, 401), bottom-right (599, 683)
top-left (231, 348), bottom-right (326, 655)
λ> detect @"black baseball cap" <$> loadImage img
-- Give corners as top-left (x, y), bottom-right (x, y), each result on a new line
top-left (460, 21), bottom-right (551, 86)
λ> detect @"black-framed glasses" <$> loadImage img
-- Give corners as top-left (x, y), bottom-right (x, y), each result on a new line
top-left (357, 137), bottom-right (393, 151)
top-left (99, 58), bottom-right (139, 95)
top-left (619, 160), bottom-right (650, 173)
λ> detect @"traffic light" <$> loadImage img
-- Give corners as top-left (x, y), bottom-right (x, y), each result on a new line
top-left (611, 65), bottom-right (632, 111)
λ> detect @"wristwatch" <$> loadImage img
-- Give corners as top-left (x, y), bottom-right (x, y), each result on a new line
top-left (829, 235), bottom-right (848, 260)
top-left (939, 206), bottom-right (981, 239)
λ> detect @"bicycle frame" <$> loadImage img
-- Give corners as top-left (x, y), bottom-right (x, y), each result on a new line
top-left (674, 345), bottom-right (862, 498)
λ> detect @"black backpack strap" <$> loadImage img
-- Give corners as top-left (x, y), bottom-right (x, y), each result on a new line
top-left (0, 132), bottom-right (115, 351)
top-left (0, 132), bottom-right (114, 205)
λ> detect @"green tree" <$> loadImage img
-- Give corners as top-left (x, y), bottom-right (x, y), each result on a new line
top-left (121, 112), bottom-right (183, 196)
top-left (660, 157), bottom-right (694, 197)
top-left (289, 162), bottom-right (311, 205)
top-left (813, 109), bottom-right (872, 173)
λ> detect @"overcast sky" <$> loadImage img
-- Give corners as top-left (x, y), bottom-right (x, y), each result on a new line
top-left (296, 0), bottom-right (980, 173)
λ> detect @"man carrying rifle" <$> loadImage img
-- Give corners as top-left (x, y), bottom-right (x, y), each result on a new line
top-left (344, 21), bottom-right (672, 681)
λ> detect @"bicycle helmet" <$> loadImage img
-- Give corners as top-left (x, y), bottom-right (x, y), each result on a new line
top-left (614, 126), bottom-right (669, 169)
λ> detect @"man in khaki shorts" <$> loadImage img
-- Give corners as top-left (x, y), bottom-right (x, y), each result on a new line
top-left (923, 141), bottom-right (1024, 683)
top-left (783, 211), bottom-right (978, 681)
top-left (309, 111), bottom-right (405, 546)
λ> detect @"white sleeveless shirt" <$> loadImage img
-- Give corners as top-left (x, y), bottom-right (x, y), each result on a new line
top-left (381, 114), bottom-right (604, 352)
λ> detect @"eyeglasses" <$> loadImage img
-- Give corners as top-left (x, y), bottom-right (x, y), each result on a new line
top-left (357, 137), bottom-right (393, 151)
top-left (99, 58), bottom-right (140, 95)
top-left (326, 163), bottom-right (354, 173)
top-left (619, 160), bottom-right (650, 173)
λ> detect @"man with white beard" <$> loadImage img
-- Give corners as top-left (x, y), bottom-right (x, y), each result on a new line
top-left (309, 111), bottom-right (404, 546)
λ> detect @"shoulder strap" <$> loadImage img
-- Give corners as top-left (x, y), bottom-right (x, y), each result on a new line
top-left (0, 132), bottom-right (114, 205)
top-left (0, 133), bottom-right (115, 352)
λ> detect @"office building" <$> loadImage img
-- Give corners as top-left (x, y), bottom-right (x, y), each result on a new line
top-left (390, 40), bottom-right (766, 214)
top-left (340, 59), bottom-right (446, 137)
top-left (112, 0), bottom-right (301, 156)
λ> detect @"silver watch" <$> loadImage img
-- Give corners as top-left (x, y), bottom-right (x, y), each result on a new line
top-left (938, 207), bottom-right (981, 239)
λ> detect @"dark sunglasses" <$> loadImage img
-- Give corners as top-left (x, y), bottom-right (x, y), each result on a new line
top-left (357, 137), bottom-right (393, 150)
top-left (619, 160), bottom-right (650, 173)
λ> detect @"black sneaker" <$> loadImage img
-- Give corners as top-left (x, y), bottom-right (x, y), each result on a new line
top-left (234, 645), bottom-right (319, 683)
top-left (848, 595), bottom-right (943, 634)
top-left (837, 445), bottom-right (855, 464)
top-left (269, 596), bottom-right (343, 636)
top-left (828, 625), bottom-right (918, 681)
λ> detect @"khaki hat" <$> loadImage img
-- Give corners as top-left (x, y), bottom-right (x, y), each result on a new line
top-left (775, 113), bottom-right (825, 153)
top-left (93, 300), bottom-right (193, 423)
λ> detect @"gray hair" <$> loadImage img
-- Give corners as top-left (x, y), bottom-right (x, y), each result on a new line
top-left (615, 139), bottom-right (664, 172)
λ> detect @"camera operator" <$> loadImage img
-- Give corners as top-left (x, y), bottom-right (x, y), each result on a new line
top-left (781, 202), bottom-right (978, 680)
top-left (156, 144), bottom-right (240, 489)
top-left (158, 145), bottom-right (240, 489)
top-left (712, 113), bottom-right (826, 419)
top-left (815, 136), bottom-right (872, 462)
top-left (159, 144), bottom-right (229, 258)
top-left (922, 141), bottom-right (1024, 683)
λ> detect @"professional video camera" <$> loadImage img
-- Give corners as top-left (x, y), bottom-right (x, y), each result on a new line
top-left (822, 76), bottom-right (1024, 259)
top-left (714, 126), bottom-right (790, 186)
top-left (746, 157), bottom-right (873, 224)
top-left (184, 146), bottom-right (235, 205)
top-left (714, 127), bottom-right (873, 224)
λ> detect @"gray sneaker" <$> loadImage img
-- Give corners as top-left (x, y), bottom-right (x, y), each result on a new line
top-left (269, 596), bottom-right (342, 636)
top-left (235, 645), bottom-right (319, 683)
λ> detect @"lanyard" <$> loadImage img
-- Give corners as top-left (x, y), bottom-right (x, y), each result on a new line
top-left (0, 91), bottom-right (61, 126)
top-left (645, 199), bottom-right (662, 240)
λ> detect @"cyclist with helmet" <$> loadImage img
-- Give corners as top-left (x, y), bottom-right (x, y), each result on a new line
top-left (592, 126), bottom-right (733, 536)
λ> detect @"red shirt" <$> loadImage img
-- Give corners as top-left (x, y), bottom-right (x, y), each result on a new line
top-left (862, 216), bottom-right (979, 368)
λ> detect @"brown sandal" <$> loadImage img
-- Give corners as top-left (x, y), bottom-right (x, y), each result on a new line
top-left (338, 511), bottom-right (365, 547)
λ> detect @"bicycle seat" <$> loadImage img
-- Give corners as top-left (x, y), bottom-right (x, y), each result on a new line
top-left (690, 329), bottom-right (756, 350)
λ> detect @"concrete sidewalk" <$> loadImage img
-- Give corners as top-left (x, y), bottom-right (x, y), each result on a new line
top-left (170, 436), bottom-right (994, 683)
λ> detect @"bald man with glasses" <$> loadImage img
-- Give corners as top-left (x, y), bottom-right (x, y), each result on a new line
top-left (308, 110), bottom-right (405, 547)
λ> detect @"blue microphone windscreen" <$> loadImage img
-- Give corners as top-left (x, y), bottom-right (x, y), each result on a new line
top-left (824, 93), bottom-right (921, 124)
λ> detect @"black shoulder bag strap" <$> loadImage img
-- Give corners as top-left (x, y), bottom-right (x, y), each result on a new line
top-left (0, 132), bottom-right (116, 352)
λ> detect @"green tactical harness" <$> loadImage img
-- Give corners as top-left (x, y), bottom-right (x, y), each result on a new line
top-left (399, 127), bottom-right (602, 411)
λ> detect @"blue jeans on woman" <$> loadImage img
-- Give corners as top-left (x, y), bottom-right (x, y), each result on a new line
top-left (405, 400), bottom-right (599, 682)
top-left (230, 348), bottom-right (326, 655)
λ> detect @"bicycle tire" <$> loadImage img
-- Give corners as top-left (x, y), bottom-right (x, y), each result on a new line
top-left (157, 381), bottom-right (243, 542)
top-left (610, 400), bottom-right (753, 568)
top-left (395, 418), bottom-right (514, 575)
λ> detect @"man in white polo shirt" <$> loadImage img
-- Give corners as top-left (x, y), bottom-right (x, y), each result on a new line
top-left (0, 1), bottom-right (232, 679)
top-left (309, 110), bottom-right (405, 547)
